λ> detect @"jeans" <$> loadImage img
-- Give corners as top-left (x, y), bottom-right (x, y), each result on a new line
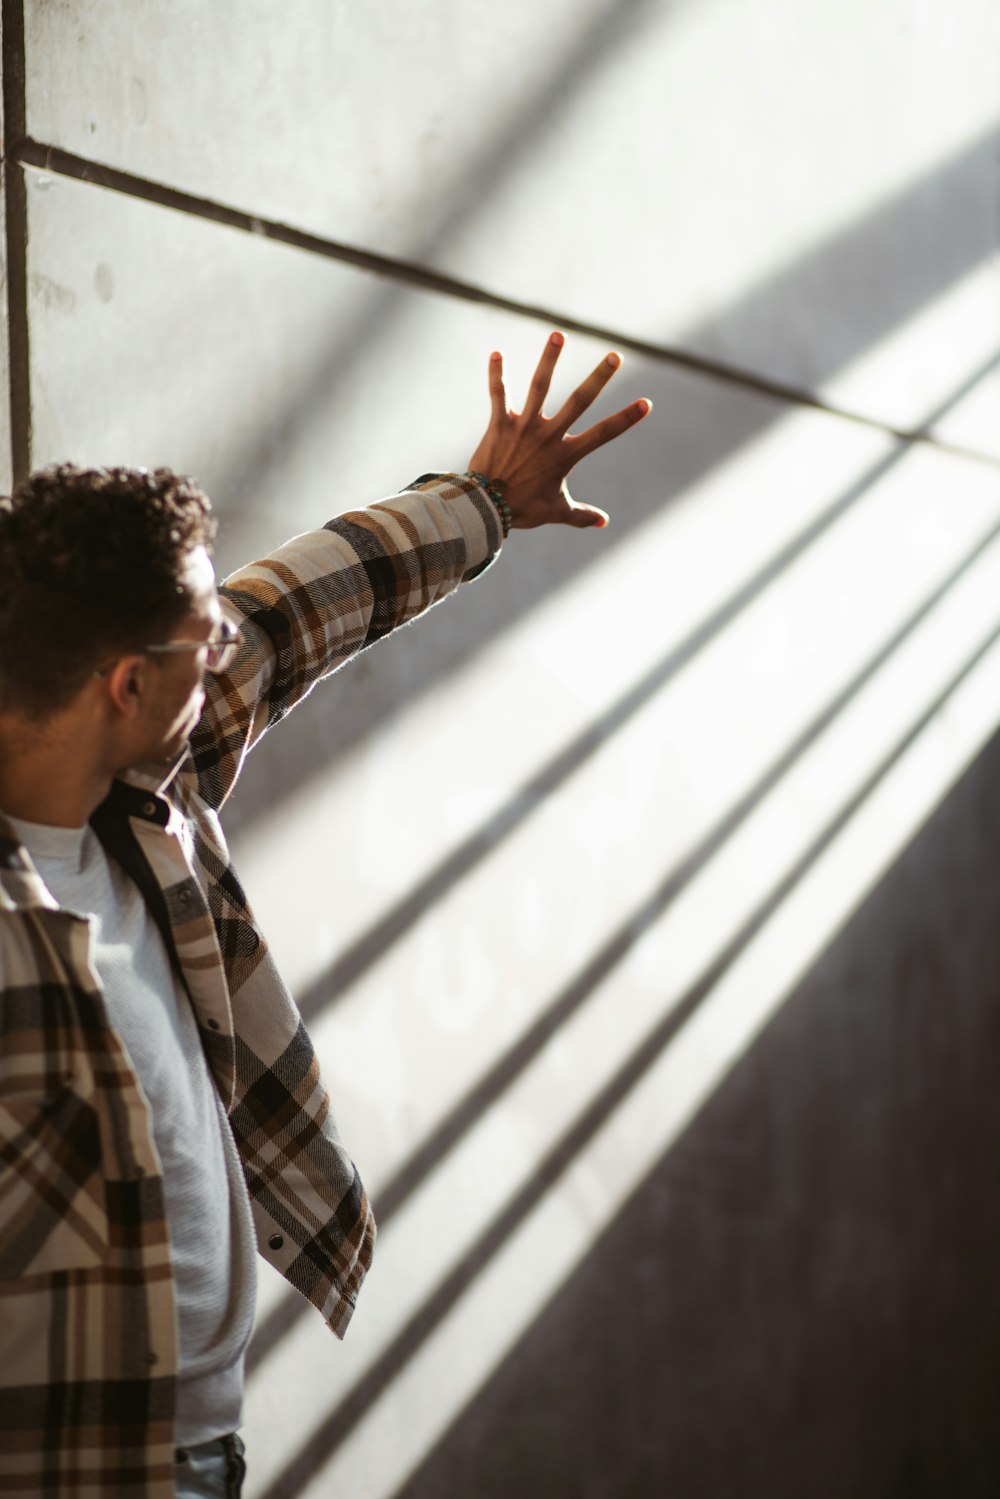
top-left (174, 1434), bottom-right (246, 1498)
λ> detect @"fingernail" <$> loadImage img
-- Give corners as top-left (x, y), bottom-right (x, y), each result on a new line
top-left (551, 332), bottom-right (564, 347)
top-left (490, 351), bottom-right (502, 362)
top-left (606, 353), bottom-right (621, 369)
top-left (637, 399), bottom-right (651, 414)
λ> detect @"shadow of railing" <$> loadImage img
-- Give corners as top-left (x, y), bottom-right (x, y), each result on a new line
top-left (286, 347), bottom-right (1000, 1037)
top-left (219, 119), bottom-right (1000, 842)
top-left (389, 726), bottom-right (1000, 1499)
top-left (246, 345), bottom-right (1000, 1385)
top-left (256, 595), bottom-right (1000, 1499)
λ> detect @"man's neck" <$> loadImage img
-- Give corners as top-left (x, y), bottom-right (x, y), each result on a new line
top-left (0, 715), bottom-right (113, 829)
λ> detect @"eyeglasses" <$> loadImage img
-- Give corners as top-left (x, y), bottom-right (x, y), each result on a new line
top-left (145, 618), bottom-right (243, 674)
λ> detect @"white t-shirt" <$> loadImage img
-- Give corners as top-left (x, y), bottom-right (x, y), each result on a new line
top-left (9, 815), bottom-right (257, 1445)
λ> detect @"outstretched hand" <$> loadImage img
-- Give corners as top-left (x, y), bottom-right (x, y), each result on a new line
top-left (466, 331), bottom-right (652, 530)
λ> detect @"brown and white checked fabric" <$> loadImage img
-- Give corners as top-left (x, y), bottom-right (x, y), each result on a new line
top-left (0, 474), bottom-right (502, 1497)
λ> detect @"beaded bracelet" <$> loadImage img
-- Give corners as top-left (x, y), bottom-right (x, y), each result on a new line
top-left (467, 471), bottom-right (513, 539)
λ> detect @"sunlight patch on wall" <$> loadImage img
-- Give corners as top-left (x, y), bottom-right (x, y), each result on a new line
top-left (247, 534), bottom-right (1000, 1499)
top-left (820, 258), bottom-right (1000, 452)
top-left (245, 406), bottom-right (1000, 1495)
top-left (237, 419), bottom-right (999, 1226)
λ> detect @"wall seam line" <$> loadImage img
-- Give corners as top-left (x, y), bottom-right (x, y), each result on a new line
top-left (13, 134), bottom-right (1000, 474)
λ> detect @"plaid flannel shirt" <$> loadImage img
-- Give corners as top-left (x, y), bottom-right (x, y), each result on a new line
top-left (0, 474), bottom-right (502, 1497)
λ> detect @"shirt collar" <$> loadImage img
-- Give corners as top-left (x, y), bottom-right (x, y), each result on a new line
top-left (119, 746), bottom-right (187, 798)
top-left (0, 745), bottom-right (187, 910)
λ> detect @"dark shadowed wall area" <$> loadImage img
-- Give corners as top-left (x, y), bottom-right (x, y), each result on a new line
top-left (3, 2), bottom-right (1000, 1494)
top-left (398, 724), bottom-right (1000, 1499)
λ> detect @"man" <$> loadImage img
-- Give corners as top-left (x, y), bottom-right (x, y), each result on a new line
top-left (0, 334), bottom-right (650, 1497)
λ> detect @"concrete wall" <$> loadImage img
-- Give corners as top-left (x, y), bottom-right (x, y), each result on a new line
top-left (3, 3), bottom-right (1000, 1495)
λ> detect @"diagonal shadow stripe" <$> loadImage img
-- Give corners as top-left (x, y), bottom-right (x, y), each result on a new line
top-left (284, 345), bottom-right (1000, 1034)
top-left (17, 11), bottom-right (998, 469)
top-left (369, 508), bottom-right (1000, 1229)
top-left (247, 360), bottom-right (1000, 1378)
top-left (256, 609), bottom-right (1000, 1499)
top-left (203, 113), bottom-right (1000, 518)
top-left (19, 137), bottom-right (996, 470)
top-left (215, 118), bottom-right (1000, 842)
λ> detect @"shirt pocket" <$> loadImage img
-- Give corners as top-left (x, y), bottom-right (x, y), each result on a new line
top-left (0, 1082), bottom-right (109, 1276)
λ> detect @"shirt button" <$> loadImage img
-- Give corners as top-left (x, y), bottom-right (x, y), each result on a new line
top-left (142, 800), bottom-right (157, 817)
top-left (134, 1164), bottom-right (146, 1178)
top-left (268, 1233), bottom-right (284, 1251)
top-left (145, 1350), bottom-right (158, 1366)
top-left (207, 1018), bottom-right (221, 1031)
top-left (175, 1449), bottom-right (189, 1465)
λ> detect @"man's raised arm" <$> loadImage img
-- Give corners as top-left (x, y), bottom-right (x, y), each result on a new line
top-left (187, 334), bottom-right (651, 810)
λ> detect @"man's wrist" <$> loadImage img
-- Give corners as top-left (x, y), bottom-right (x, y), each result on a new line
top-left (466, 471), bottom-right (512, 537)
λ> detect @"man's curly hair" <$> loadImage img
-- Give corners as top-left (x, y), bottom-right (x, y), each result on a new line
top-left (0, 464), bottom-right (217, 720)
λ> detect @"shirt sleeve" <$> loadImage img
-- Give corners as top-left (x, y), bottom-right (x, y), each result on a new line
top-left (184, 473), bottom-right (503, 809)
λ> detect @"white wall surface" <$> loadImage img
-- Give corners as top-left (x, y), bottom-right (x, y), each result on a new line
top-left (5, 3), bottom-right (1000, 1496)
top-left (24, 0), bottom-right (1000, 440)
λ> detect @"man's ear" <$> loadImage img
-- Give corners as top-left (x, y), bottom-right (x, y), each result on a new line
top-left (103, 656), bottom-right (148, 718)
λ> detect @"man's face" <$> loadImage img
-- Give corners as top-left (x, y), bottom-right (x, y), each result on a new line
top-left (132, 545), bottom-right (223, 766)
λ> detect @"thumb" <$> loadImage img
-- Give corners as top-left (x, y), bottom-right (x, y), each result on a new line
top-left (565, 500), bottom-right (610, 530)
